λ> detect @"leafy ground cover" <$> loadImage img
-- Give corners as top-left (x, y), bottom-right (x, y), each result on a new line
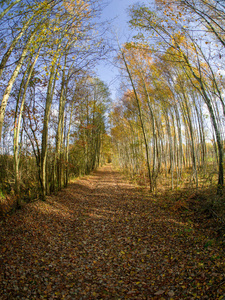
top-left (0, 165), bottom-right (224, 299)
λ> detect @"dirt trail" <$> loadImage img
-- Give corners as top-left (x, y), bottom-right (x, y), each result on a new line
top-left (0, 165), bottom-right (224, 299)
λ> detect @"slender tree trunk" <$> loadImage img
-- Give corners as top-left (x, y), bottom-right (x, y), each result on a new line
top-left (0, 15), bottom-right (35, 79)
top-left (174, 104), bottom-right (183, 180)
top-left (140, 73), bottom-right (158, 188)
top-left (54, 58), bottom-right (67, 191)
top-left (182, 92), bottom-right (198, 188)
top-left (179, 47), bottom-right (223, 193)
top-left (41, 58), bottom-right (60, 199)
top-left (13, 49), bottom-right (41, 201)
top-left (121, 50), bottom-right (153, 191)
top-left (0, 0), bottom-right (22, 20)
top-left (164, 109), bottom-right (174, 189)
top-left (65, 100), bottom-right (75, 186)
top-left (0, 30), bottom-right (36, 142)
top-left (171, 109), bottom-right (179, 188)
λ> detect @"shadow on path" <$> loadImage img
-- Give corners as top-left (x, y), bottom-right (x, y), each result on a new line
top-left (0, 165), bottom-right (224, 299)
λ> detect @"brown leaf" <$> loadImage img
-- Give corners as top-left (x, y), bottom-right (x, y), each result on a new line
top-left (154, 290), bottom-right (165, 295)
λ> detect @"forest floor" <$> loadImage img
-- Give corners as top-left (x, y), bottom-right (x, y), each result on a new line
top-left (0, 165), bottom-right (225, 300)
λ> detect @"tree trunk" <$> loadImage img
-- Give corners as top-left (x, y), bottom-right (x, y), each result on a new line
top-left (41, 60), bottom-right (59, 200)
top-left (14, 49), bottom-right (41, 204)
top-left (121, 50), bottom-right (153, 191)
top-left (0, 0), bottom-right (22, 20)
top-left (0, 30), bottom-right (36, 142)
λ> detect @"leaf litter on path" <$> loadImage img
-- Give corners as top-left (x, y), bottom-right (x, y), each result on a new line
top-left (0, 165), bottom-right (224, 299)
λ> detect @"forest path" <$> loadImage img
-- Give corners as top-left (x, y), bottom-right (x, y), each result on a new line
top-left (0, 165), bottom-right (224, 299)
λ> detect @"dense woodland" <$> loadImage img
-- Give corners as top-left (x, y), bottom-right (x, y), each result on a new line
top-left (0, 0), bottom-right (224, 214)
top-left (112, 0), bottom-right (225, 197)
top-left (0, 1), bottom-right (225, 299)
top-left (0, 0), bottom-right (111, 210)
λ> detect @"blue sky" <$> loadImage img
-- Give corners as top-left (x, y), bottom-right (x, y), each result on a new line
top-left (96, 0), bottom-right (152, 100)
